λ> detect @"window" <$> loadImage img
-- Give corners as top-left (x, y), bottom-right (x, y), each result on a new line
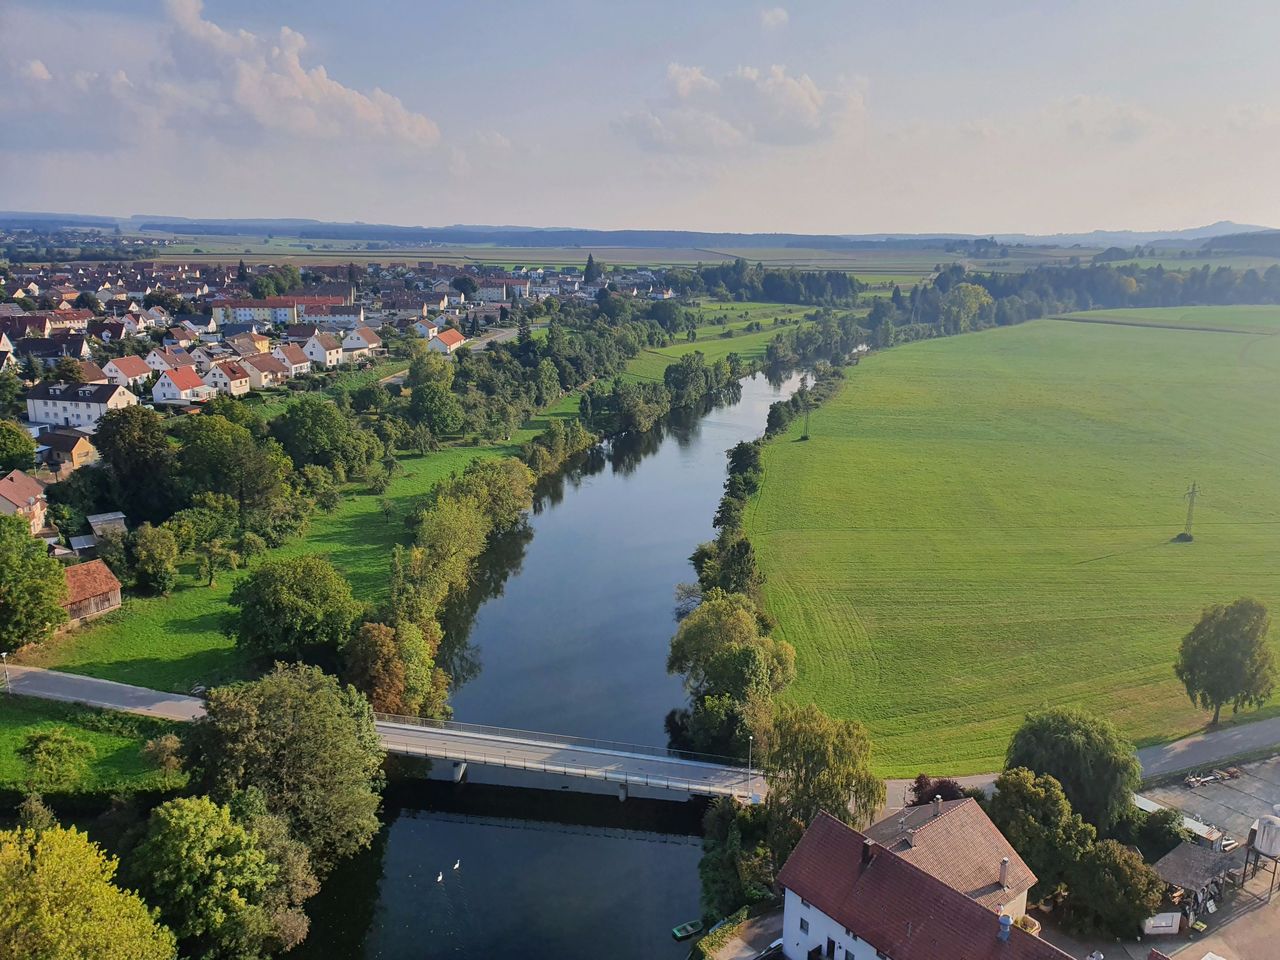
top-left (799, 918), bottom-right (809, 934)
top-left (800, 898), bottom-right (811, 909)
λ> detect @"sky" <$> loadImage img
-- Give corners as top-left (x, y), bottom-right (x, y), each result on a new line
top-left (2, 0), bottom-right (1279, 235)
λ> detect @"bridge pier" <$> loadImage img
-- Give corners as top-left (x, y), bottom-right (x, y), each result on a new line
top-left (452, 761), bottom-right (467, 783)
top-left (618, 783), bottom-right (628, 802)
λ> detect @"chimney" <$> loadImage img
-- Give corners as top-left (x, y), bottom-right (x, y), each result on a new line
top-left (862, 838), bottom-right (877, 865)
top-left (904, 829), bottom-right (915, 848)
top-left (999, 856), bottom-right (1010, 889)
top-left (997, 914), bottom-right (1012, 942)
top-left (933, 794), bottom-right (942, 817)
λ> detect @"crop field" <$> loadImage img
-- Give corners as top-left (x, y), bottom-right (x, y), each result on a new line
top-left (1055, 305), bottom-right (1280, 335)
top-left (746, 312), bottom-right (1280, 777)
top-left (20, 398), bottom-right (581, 693)
top-left (0, 696), bottom-right (179, 792)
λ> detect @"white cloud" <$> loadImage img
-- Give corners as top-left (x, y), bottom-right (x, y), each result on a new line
top-left (619, 62), bottom-right (862, 155)
top-left (19, 59), bottom-right (51, 82)
top-left (760, 7), bottom-right (789, 30)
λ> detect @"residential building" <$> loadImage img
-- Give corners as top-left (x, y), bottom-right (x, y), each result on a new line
top-left (26, 381), bottom-right (138, 430)
top-left (203, 360), bottom-right (251, 396)
top-left (410, 318), bottom-right (440, 339)
top-left (776, 813), bottom-right (1070, 960)
top-left (862, 797), bottom-right (1036, 918)
top-left (271, 343), bottom-right (312, 376)
top-left (0, 469), bottom-right (47, 534)
top-left (145, 347), bottom-right (196, 373)
top-left (341, 325), bottom-right (382, 360)
top-left (153, 366), bottom-right (216, 405)
top-left (209, 295), bottom-right (346, 325)
top-left (428, 328), bottom-right (466, 354)
top-left (303, 333), bottom-right (344, 369)
top-left (284, 323), bottom-right (321, 343)
top-left (78, 360), bottom-right (109, 384)
top-left (309, 304), bottom-right (366, 329)
top-left (61, 560), bottom-right (122, 626)
top-left (43, 430), bottom-right (98, 478)
top-left (241, 353), bottom-right (290, 389)
top-left (102, 355), bottom-right (153, 388)
top-left (227, 331), bottom-right (272, 357)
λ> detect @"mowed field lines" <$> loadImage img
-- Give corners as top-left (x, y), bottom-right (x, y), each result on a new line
top-left (746, 315), bottom-right (1280, 776)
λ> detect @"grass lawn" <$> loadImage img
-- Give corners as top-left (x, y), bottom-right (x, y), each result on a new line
top-left (20, 396), bottom-right (581, 693)
top-left (626, 306), bottom-right (819, 383)
top-left (0, 696), bottom-right (180, 792)
top-left (746, 313), bottom-right (1280, 777)
top-left (1054, 305), bottom-right (1280, 335)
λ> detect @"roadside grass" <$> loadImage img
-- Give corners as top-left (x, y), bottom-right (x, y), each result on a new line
top-left (0, 696), bottom-right (180, 793)
top-left (20, 395), bottom-right (581, 694)
top-left (746, 314), bottom-right (1280, 777)
top-left (1054, 305), bottom-right (1280, 335)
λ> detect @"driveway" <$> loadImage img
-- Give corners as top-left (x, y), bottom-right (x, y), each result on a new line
top-left (706, 907), bottom-right (783, 960)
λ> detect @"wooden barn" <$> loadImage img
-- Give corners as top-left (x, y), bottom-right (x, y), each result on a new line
top-left (62, 559), bottom-right (122, 626)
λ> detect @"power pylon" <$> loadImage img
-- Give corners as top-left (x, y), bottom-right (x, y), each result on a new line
top-left (1184, 481), bottom-right (1199, 537)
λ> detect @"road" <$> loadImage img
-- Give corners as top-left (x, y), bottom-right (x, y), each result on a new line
top-left (1136, 715), bottom-right (1280, 779)
top-left (5, 665), bottom-right (757, 800)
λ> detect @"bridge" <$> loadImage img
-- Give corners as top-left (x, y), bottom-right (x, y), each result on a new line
top-left (4, 665), bottom-right (761, 801)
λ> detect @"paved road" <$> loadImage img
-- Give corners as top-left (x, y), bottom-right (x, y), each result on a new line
top-left (5, 666), bottom-right (757, 800)
top-left (1137, 715), bottom-right (1280, 778)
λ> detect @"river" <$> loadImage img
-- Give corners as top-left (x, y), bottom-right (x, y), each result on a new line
top-left (300, 371), bottom-right (801, 960)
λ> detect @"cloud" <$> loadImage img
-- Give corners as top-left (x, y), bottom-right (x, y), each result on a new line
top-left (760, 7), bottom-right (789, 30)
top-left (0, 0), bottom-right (439, 153)
top-left (619, 62), bottom-right (862, 155)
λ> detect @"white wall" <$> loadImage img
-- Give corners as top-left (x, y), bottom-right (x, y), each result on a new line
top-left (782, 888), bottom-right (883, 960)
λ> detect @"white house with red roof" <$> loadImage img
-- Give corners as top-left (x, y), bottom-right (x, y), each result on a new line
top-left (102, 355), bottom-right (153, 387)
top-left (776, 813), bottom-right (1069, 960)
top-left (153, 366), bottom-right (215, 405)
top-left (271, 343), bottom-right (312, 376)
top-left (0, 469), bottom-right (48, 535)
top-left (303, 333), bottom-right (344, 369)
top-left (203, 359), bottom-right (251, 397)
top-left (427, 328), bottom-right (466, 354)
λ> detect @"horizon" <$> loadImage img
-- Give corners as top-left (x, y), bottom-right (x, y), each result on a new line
top-left (3, 0), bottom-right (1279, 234)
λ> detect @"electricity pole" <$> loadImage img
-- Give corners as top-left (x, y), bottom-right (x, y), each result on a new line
top-left (1184, 481), bottom-right (1199, 537)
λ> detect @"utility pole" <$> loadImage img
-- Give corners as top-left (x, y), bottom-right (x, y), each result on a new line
top-left (1184, 481), bottom-right (1199, 537)
top-left (1, 652), bottom-right (8, 695)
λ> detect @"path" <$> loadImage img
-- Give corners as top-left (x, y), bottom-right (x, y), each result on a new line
top-left (1137, 716), bottom-right (1280, 779)
top-left (5, 665), bottom-right (758, 800)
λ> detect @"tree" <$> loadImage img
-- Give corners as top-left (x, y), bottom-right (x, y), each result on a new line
top-left (0, 368), bottom-right (21, 417)
top-left (175, 415), bottom-right (292, 520)
top-left (228, 789), bottom-right (319, 954)
top-left (1005, 708), bottom-right (1140, 830)
top-left (96, 405), bottom-right (177, 522)
top-left (74, 290), bottom-right (103, 313)
top-left (344, 622), bottom-right (407, 714)
top-left (18, 727), bottom-right (95, 792)
top-left (130, 796), bottom-right (276, 960)
top-left (143, 733), bottom-right (184, 786)
top-left (48, 355), bottom-right (85, 383)
top-left (185, 663), bottom-right (384, 873)
top-left (132, 522), bottom-right (180, 595)
top-left (450, 275), bottom-right (478, 297)
top-left (228, 555), bottom-right (361, 659)
top-left (1175, 598), bottom-right (1275, 725)
top-left (143, 289), bottom-right (186, 315)
top-left (907, 773), bottom-right (967, 805)
top-left (0, 418), bottom-right (36, 471)
top-left (765, 702), bottom-right (884, 861)
top-left (0, 513), bottom-right (69, 652)
top-left (584, 253), bottom-right (602, 283)
top-left (0, 825), bottom-right (177, 960)
top-left (1066, 839), bottom-right (1165, 938)
top-left (270, 395), bottom-right (371, 474)
top-left (986, 767), bottom-right (1096, 903)
top-left (408, 381), bottom-right (464, 436)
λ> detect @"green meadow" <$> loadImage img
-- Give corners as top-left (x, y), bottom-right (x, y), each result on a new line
top-left (627, 303), bottom-right (815, 382)
top-left (746, 311), bottom-right (1280, 776)
top-left (1055, 305), bottom-right (1280, 335)
top-left (21, 397), bottom-right (581, 693)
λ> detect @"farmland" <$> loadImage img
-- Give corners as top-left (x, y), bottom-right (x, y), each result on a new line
top-left (745, 310), bottom-right (1280, 777)
top-left (1054, 305), bottom-right (1280, 335)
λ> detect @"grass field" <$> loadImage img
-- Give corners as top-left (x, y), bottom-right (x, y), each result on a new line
top-left (746, 310), bottom-right (1280, 776)
top-left (19, 396), bottom-right (581, 693)
top-left (1055, 306), bottom-right (1280, 335)
top-left (0, 696), bottom-right (179, 792)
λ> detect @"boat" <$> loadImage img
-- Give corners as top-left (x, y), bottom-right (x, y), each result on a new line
top-left (671, 919), bottom-right (705, 941)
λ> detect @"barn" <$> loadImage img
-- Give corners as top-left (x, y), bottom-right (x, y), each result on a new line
top-left (62, 559), bottom-right (122, 625)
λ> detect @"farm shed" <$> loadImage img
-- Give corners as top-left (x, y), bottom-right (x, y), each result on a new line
top-left (61, 559), bottom-right (122, 625)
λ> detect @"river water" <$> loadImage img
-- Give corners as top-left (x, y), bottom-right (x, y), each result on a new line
top-left (300, 372), bottom-right (801, 960)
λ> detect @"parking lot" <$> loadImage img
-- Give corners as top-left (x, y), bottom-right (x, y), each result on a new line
top-left (1144, 755), bottom-right (1280, 843)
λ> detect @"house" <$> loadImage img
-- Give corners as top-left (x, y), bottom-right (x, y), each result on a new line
top-left (226, 331), bottom-right (271, 357)
top-left (86, 511), bottom-right (127, 536)
top-left (862, 797), bottom-right (1036, 917)
top-left (271, 343), bottom-right (312, 376)
top-left (241, 353), bottom-right (290, 389)
top-left (42, 430), bottom-right (98, 478)
top-left (14, 336), bottom-right (92, 367)
top-left (153, 366), bottom-right (215, 405)
top-left (145, 347), bottom-right (196, 373)
top-left (284, 323), bottom-right (321, 343)
top-left (341, 325), bottom-right (382, 360)
top-left (26, 381), bottom-right (138, 430)
top-left (61, 559), bottom-right (122, 626)
top-left (477, 282), bottom-right (507, 302)
top-left (303, 333), bottom-right (344, 369)
top-left (410, 318), bottom-right (440, 339)
top-left (0, 469), bottom-right (47, 534)
top-left (88, 320), bottom-right (127, 343)
top-left (308, 304), bottom-right (365, 329)
top-left (777, 813), bottom-right (1071, 960)
top-left (427, 328), bottom-right (466, 354)
top-left (102, 355), bottom-right (153, 388)
top-left (78, 360), bottom-right (109, 384)
top-left (203, 360), bottom-right (251, 396)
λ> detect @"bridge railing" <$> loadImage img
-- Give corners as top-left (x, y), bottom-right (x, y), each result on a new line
top-left (376, 732), bottom-right (758, 799)
top-left (372, 712), bottom-right (746, 768)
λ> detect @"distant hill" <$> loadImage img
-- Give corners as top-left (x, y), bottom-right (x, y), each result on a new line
top-left (1201, 230), bottom-right (1280, 256)
top-left (0, 211), bottom-right (1271, 251)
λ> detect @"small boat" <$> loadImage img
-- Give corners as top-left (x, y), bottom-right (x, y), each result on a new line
top-left (671, 919), bottom-right (704, 942)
